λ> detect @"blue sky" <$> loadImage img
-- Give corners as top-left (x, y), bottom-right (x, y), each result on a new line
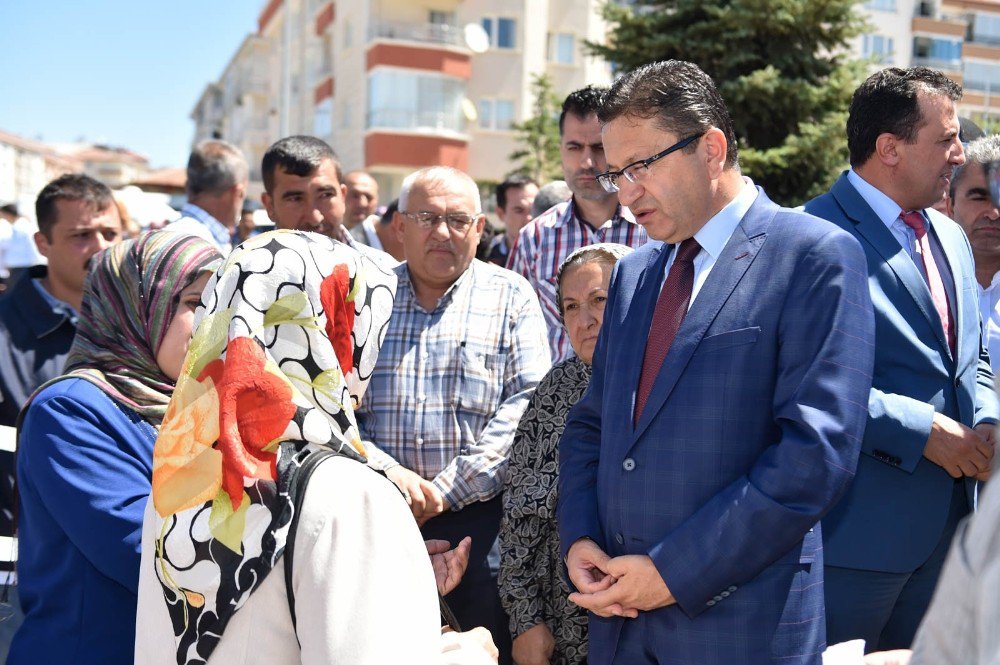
top-left (0, 1), bottom-right (261, 168)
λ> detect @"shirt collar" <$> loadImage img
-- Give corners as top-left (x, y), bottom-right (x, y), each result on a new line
top-left (692, 177), bottom-right (759, 259)
top-left (396, 259), bottom-right (478, 313)
top-left (16, 267), bottom-right (77, 337)
top-left (847, 168), bottom-right (917, 232)
top-left (980, 270), bottom-right (1000, 294)
top-left (564, 198), bottom-right (635, 231)
top-left (180, 203), bottom-right (232, 246)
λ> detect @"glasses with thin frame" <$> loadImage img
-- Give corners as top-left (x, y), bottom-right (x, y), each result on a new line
top-left (596, 132), bottom-right (705, 193)
top-left (400, 210), bottom-right (481, 235)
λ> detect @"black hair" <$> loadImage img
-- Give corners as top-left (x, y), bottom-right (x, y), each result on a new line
top-left (559, 86), bottom-right (608, 135)
top-left (262, 135), bottom-right (343, 193)
top-left (35, 173), bottom-right (114, 239)
top-left (599, 60), bottom-right (739, 168)
top-left (496, 174), bottom-right (538, 210)
top-left (847, 67), bottom-right (962, 167)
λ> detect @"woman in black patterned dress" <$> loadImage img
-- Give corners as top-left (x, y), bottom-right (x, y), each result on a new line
top-left (499, 244), bottom-right (632, 665)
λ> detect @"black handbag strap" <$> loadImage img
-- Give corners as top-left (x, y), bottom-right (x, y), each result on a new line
top-left (283, 451), bottom-right (462, 642)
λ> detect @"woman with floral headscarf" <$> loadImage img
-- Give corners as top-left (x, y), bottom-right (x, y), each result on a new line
top-left (134, 230), bottom-right (497, 664)
top-left (10, 231), bottom-right (222, 665)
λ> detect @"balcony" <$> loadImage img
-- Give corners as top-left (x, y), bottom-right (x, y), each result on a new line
top-left (368, 20), bottom-right (464, 48)
top-left (912, 16), bottom-right (968, 38)
top-left (366, 109), bottom-right (465, 134)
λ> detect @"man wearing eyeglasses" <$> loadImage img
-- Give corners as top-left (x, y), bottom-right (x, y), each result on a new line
top-left (355, 166), bottom-right (550, 665)
top-left (557, 60), bottom-right (875, 664)
top-left (508, 86), bottom-right (648, 365)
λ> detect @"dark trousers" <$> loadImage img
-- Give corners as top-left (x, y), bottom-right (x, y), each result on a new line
top-left (824, 479), bottom-right (968, 652)
top-left (421, 496), bottom-right (512, 665)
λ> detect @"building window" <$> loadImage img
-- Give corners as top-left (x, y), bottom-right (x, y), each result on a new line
top-left (314, 98), bottom-right (332, 137)
top-left (912, 36), bottom-right (962, 67)
top-left (368, 69), bottom-right (466, 133)
top-left (973, 13), bottom-right (1000, 45)
top-left (864, 0), bottom-right (896, 11)
top-left (478, 98), bottom-right (515, 131)
top-left (964, 61), bottom-right (1000, 92)
top-left (482, 17), bottom-right (516, 49)
top-left (547, 33), bottom-right (575, 64)
top-left (861, 34), bottom-right (895, 64)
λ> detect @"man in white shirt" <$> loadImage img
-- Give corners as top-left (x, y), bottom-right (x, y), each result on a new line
top-left (947, 134), bottom-right (1000, 373)
top-left (169, 140), bottom-right (248, 254)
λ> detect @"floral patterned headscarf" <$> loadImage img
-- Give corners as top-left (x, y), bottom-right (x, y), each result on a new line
top-left (149, 230), bottom-right (397, 664)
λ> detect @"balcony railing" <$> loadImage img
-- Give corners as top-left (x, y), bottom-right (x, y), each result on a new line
top-left (368, 20), bottom-right (464, 48)
top-left (367, 109), bottom-right (465, 133)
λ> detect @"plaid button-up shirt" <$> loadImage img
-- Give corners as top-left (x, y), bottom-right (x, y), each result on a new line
top-left (357, 259), bottom-right (550, 511)
top-left (507, 199), bottom-right (648, 363)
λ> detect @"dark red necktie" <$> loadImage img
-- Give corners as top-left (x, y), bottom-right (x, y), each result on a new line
top-left (900, 211), bottom-right (955, 353)
top-left (634, 238), bottom-right (701, 424)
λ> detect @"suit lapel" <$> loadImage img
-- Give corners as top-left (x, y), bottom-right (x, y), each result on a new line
top-left (831, 176), bottom-right (951, 356)
top-left (929, 217), bottom-right (965, 360)
top-left (631, 193), bottom-right (771, 444)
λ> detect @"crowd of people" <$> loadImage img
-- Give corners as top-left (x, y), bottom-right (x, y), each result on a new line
top-left (0, 59), bottom-right (998, 665)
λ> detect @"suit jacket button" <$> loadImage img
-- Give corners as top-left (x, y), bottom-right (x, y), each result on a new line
top-left (728, 586), bottom-right (737, 592)
top-left (706, 600), bottom-right (716, 607)
top-left (721, 591), bottom-right (730, 598)
top-left (622, 458), bottom-right (636, 471)
top-left (955, 376), bottom-right (961, 387)
top-left (616, 533), bottom-right (624, 545)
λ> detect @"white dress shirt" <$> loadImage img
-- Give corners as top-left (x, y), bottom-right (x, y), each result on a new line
top-left (662, 177), bottom-right (759, 308)
top-left (978, 272), bottom-right (1000, 375)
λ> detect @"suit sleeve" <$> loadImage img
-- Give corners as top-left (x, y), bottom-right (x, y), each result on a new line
top-left (557, 265), bottom-right (621, 558)
top-left (865, 228), bottom-right (1000, 473)
top-left (647, 230), bottom-right (875, 617)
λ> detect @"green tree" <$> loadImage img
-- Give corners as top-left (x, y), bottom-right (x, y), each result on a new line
top-left (508, 73), bottom-right (563, 182)
top-left (588, 0), bottom-right (869, 205)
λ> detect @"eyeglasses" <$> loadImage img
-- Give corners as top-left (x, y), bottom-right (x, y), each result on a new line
top-left (596, 132), bottom-right (705, 193)
top-left (400, 210), bottom-right (481, 235)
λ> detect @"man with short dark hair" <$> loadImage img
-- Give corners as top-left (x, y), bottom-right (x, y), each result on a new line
top-left (806, 67), bottom-right (999, 652)
top-left (0, 173), bottom-right (122, 658)
top-left (170, 140), bottom-right (248, 253)
top-left (261, 136), bottom-right (397, 270)
top-left (486, 175), bottom-right (538, 266)
top-left (947, 135), bottom-right (1000, 374)
top-left (508, 86), bottom-right (648, 363)
top-left (558, 60), bottom-right (874, 664)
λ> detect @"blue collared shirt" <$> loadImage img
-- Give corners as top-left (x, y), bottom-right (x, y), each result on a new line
top-left (169, 203), bottom-right (233, 253)
top-left (356, 259), bottom-right (551, 510)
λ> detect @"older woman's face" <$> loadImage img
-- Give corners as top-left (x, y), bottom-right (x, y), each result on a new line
top-left (561, 260), bottom-right (613, 365)
top-left (155, 273), bottom-right (211, 381)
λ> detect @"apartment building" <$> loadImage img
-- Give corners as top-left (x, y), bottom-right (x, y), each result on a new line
top-left (856, 0), bottom-right (1000, 127)
top-left (192, 0), bottom-right (614, 198)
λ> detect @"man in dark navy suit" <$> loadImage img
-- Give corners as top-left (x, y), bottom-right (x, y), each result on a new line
top-left (806, 67), bottom-right (999, 653)
top-left (557, 60), bottom-right (876, 664)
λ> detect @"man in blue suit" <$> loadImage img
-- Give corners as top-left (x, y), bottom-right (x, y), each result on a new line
top-left (805, 67), bottom-right (999, 652)
top-left (557, 60), bottom-right (876, 664)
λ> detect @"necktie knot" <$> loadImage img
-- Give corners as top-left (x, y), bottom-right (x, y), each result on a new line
top-left (900, 211), bottom-right (927, 238)
top-left (675, 237), bottom-right (701, 263)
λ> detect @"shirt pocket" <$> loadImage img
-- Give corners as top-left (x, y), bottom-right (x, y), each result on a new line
top-left (693, 326), bottom-right (761, 355)
top-left (457, 346), bottom-right (505, 418)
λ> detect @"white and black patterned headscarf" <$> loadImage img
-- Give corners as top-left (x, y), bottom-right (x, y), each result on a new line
top-left (148, 230), bottom-right (396, 664)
